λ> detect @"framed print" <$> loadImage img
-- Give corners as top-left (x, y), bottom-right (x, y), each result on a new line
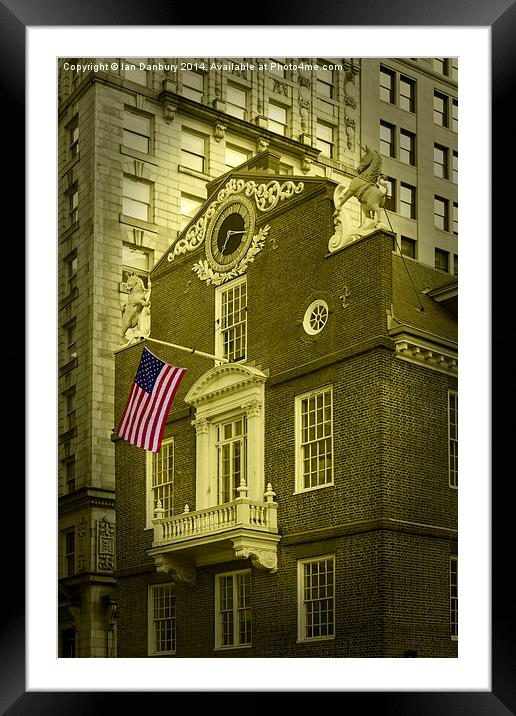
top-left (9, 0), bottom-right (513, 712)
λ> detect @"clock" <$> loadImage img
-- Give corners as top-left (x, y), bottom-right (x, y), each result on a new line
top-left (205, 194), bottom-right (256, 272)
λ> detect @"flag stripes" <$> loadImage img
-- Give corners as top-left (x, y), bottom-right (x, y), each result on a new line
top-left (117, 347), bottom-right (186, 452)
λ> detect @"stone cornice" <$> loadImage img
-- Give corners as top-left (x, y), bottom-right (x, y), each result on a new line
top-left (59, 487), bottom-right (116, 515)
top-left (393, 333), bottom-right (458, 376)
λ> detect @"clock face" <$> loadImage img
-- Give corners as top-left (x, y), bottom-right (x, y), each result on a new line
top-left (205, 195), bottom-right (256, 272)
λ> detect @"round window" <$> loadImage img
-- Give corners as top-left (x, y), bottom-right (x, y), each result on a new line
top-left (303, 300), bottom-right (329, 335)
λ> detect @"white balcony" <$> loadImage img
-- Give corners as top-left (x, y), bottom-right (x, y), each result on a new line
top-left (147, 483), bottom-right (281, 584)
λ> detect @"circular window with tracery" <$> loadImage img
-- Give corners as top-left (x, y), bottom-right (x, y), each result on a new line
top-left (303, 299), bottom-right (329, 335)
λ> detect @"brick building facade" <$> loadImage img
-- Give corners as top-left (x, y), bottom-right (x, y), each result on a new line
top-left (114, 158), bottom-right (458, 657)
top-left (58, 57), bottom-right (458, 657)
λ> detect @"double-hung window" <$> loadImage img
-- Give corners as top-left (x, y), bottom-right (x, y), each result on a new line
top-left (448, 390), bottom-right (458, 488)
top-left (68, 115), bottom-right (79, 158)
top-left (181, 71), bottom-right (204, 102)
top-left (450, 556), bottom-right (458, 639)
top-left (216, 417), bottom-right (247, 504)
top-left (64, 529), bottom-right (75, 577)
top-left (399, 129), bottom-right (416, 166)
top-left (181, 129), bottom-right (206, 173)
top-left (298, 555), bottom-right (335, 641)
top-left (268, 101), bottom-right (288, 136)
top-left (434, 144), bottom-right (449, 179)
top-left (147, 438), bottom-right (174, 525)
top-left (148, 583), bottom-right (176, 655)
top-left (216, 277), bottom-right (247, 363)
top-left (226, 85), bottom-right (247, 120)
top-left (123, 109), bottom-right (152, 154)
top-left (434, 195), bottom-right (449, 231)
top-left (380, 121), bottom-right (395, 158)
top-left (215, 569), bottom-right (251, 649)
top-left (122, 176), bottom-right (152, 222)
top-left (295, 386), bottom-right (333, 492)
top-left (316, 121), bottom-right (335, 158)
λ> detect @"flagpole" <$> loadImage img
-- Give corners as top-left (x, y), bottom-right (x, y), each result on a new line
top-left (142, 336), bottom-right (230, 364)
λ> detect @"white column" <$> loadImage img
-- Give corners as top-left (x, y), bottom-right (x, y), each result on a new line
top-left (244, 399), bottom-right (264, 502)
top-left (192, 415), bottom-right (210, 509)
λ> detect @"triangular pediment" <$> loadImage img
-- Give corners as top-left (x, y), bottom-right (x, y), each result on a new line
top-left (185, 363), bottom-right (266, 407)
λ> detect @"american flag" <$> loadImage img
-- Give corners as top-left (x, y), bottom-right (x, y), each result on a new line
top-left (117, 347), bottom-right (186, 452)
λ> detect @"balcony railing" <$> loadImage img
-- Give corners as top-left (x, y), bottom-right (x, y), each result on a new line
top-left (152, 482), bottom-right (278, 547)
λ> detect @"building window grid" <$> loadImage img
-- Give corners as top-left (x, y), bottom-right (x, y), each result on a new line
top-left (379, 67), bottom-right (395, 104)
top-left (448, 390), bottom-right (458, 488)
top-left (64, 455), bottom-right (76, 493)
top-left (181, 70), bottom-right (204, 102)
top-left (435, 248), bottom-right (450, 273)
top-left (216, 570), bottom-right (252, 648)
top-left (298, 556), bottom-right (335, 641)
top-left (122, 176), bottom-right (152, 222)
top-left (218, 279), bottom-right (247, 363)
top-left (380, 121), bottom-right (395, 158)
top-left (434, 196), bottom-right (450, 231)
top-left (151, 440), bottom-right (174, 519)
top-left (400, 236), bottom-right (417, 259)
top-left (399, 75), bottom-right (416, 112)
top-left (316, 66), bottom-right (335, 99)
top-left (298, 387), bottom-right (333, 491)
top-left (181, 129), bottom-right (206, 173)
top-left (433, 91), bottom-right (449, 127)
top-left (64, 529), bottom-right (75, 577)
top-left (225, 144), bottom-right (251, 170)
top-left (68, 183), bottom-right (79, 226)
top-left (450, 556), bottom-right (458, 639)
top-left (400, 183), bottom-right (416, 219)
top-left (180, 193), bottom-right (204, 231)
top-left (216, 417), bottom-right (247, 504)
top-left (65, 252), bottom-right (78, 295)
top-left (434, 144), bottom-right (449, 179)
top-left (452, 151), bottom-right (458, 183)
top-left (383, 176), bottom-right (396, 212)
top-left (150, 583), bottom-right (176, 654)
top-left (267, 101), bottom-right (288, 136)
top-left (68, 115), bottom-right (79, 158)
top-left (123, 109), bottom-right (152, 154)
top-left (399, 129), bottom-right (416, 166)
top-left (316, 121), bottom-right (335, 158)
top-left (226, 84), bottom-right (248, 120)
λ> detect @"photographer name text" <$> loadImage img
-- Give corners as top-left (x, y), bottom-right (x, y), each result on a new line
top-left (62, 60), bottom-right (344, 73)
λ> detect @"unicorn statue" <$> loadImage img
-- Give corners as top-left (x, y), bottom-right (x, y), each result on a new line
top-left (328, 145), bottom-right (389, 252)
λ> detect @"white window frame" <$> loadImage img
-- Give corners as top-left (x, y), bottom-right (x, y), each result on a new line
top-left (215, 276), bottom-right (247, 364)
top-left (148, 582), bottom-right (176, 655)
top-left (214, 569), bottom-right (252, 650)
top-left (448, 390), bottom-right (458, 489)
top-left (450, 556), bottom-right (458, 640)
top-left (294, 385), bottom-right (334, 493)
top-left (146, 438), bottom-right (175, 528)
top-left (297, 555), bottom-right (335, 642)
top-left (215, 415), bottom-right (247, 504)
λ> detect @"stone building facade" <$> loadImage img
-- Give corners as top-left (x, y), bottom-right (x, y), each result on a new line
top-left (57, 57), bottom-right (458, 656)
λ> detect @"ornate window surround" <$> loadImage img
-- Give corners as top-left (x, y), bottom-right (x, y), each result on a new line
top-left (185, 362), bottom-right (266, 509)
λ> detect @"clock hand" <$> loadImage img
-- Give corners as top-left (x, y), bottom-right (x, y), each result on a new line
top-left (221, 229), bottom-right (246, 253)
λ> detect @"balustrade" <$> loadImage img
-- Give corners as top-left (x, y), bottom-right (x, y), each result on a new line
top-left (153, 484), bottom-right (278, 545)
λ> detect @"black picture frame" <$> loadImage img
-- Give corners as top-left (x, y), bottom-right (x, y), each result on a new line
top-left (9, 1), bottom-right (512, 712)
